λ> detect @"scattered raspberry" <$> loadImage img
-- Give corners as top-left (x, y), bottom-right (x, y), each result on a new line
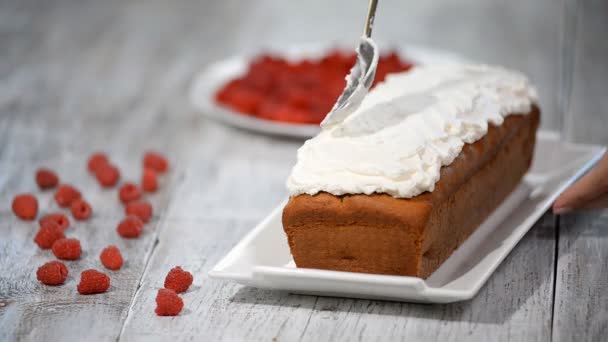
top-left (35, 168), bottom-right (59, 189)
top-left (95, 163), bottom-right (120, 187)
top-left (34, 222), bottom-right (65, 249)
top-left (119, 183), bottom-right (141, 203)
top-left (100, 245), bottom-right (124, 270)
top-left (36, 261), bottom-right (68, 286)
top-left (52, 238), bottom-right (82, 260)
top-left (117, 215), bottom-right (144, 238)
top-left (87, 152), bottom-right (109, 173)
top-left (141, 168), bottom-right (158, 193)
top-left (143, 151), bottom-right (169, 173)
top-left (12, 193), bottom-right (38, 220)
top-left (125, 200), bottom-right (152, 223)
top-left (54, 184), bottom-right (82, 207)
top-left (155, 289), bottom-right (183, 316)
top-left (77, 269), bottom-right (110, 295)
top-left (71, 199), bottom-right (92, 220)
top-left (39, 212), bottom-right (70, 231)
top-left (164, 266), bottom-right (193, 293)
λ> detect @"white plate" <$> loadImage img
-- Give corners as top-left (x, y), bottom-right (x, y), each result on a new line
top-left (189, 43), bottom-right (469, 138)
top-left (209, 132), bottom-right (606, 303)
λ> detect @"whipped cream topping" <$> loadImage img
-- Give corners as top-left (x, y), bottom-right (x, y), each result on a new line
top-left (287, 64), bottom-right (538, 198)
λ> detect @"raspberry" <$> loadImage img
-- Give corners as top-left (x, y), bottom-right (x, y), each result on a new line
top-left (39, 213), bottom-right (70, 231)
top-left (12, 193), bottom-right (38, 220)
top-left (54, 184), bottom-right (82, 207)
top-left (35, 168), bottom-right (59, 189)
top-left (95, 163), bottom-right (120, 187)
top-left (87, 152), bottom-right (109, 173)
top-left (119, 183), bottom-right (141, 203)
top-left (141, 168), bottom-right (158, 192)
top-left (164, 266), bottom-right (193, 293)
top-left (71, 199), bottom-right (92, 220)
top-left (117, 215), bottom-right (144, 238)
top-left (36, 261), bottom-right (68, 286)
top-left (34, 222), bottom-right (65, 249)
top-left (155, 289), bottom-right (183, 316)
top-left (125, 200), bottom-right (152, 222)
top-left (52, 238), bottom-right (82, 260)
top-left (100, 245), bottom-right (124, 270)
top-left (77, 269), bottom-right (110, 295)
top-left (143, 151), bottom-right (169, 173)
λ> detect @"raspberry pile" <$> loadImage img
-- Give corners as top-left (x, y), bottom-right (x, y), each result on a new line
top-left (215, 51), bottom-right (413, 124)
top-left (12, 151), bottom-right (183, 312)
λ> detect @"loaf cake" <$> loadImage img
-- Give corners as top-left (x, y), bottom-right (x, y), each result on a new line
top-left (282, 64), bottom-right (540, 278)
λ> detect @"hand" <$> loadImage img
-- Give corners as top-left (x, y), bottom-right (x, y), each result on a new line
top-left (553, 152), bottom-right (608, 214)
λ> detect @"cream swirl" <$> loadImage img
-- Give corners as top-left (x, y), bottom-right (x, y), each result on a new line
top-left (287, 64), bottom-right (538, 198)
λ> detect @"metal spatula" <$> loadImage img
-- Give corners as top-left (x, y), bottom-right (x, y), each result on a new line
top-left (320, 0), bottom-right (379, 129)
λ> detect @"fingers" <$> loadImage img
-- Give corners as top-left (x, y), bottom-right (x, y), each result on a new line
top-left (578, 193), bottom-right (608, 210)
top-left (553, 152), bottom-right (608, 214)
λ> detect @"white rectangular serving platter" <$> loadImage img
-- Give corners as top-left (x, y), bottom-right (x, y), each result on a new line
top-left (209, 131), bottom-right (606, 303)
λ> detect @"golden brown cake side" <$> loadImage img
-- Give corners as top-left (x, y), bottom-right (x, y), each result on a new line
top-left (282, 106), bottom-right (540, 278)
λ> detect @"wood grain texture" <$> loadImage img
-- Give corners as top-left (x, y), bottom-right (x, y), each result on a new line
top-left (0, 0), bottom-right (605, 341)
top-left (0, 0), bottom-right (219, 339)
top-left (0, 114), bottom-right (186, 341)
top-left (553, 210), bottom-right (608, 342)
top-left (121, 194), bottom-right (556, 342)
top-left (552, 1), bottom-right (608, 341)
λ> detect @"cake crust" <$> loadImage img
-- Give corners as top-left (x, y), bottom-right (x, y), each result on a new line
top-left (282, 106), bottom-right (540, 278)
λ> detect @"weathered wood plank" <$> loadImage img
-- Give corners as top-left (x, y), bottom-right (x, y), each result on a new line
top-left (120, 149), bottom-right (555, 342)
top-left (0, 118), bottom-right (189, 341)
top-left (119, 123), bottom-right (306, 341)
top-left (553, 210), bottom-right (608, 342)
top-left (2, 0), bottom-right (606, 340)
top-left (552, 2), bottom-right (608, 340)
top-left (292, 218), bottom-right (555, 342)
top-left (0, 0), bottom-right (225, 339)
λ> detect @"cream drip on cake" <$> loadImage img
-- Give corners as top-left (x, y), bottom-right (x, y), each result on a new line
top-left (287, 64), bottom-right (538, 198)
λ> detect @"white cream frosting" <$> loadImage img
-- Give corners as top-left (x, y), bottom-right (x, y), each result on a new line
top-left (287, 64), bottom-right (538, 198)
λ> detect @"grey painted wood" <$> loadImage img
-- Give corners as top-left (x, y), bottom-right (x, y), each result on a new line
top-left (120, 213), bottom-right (556, 342)
top-left (0, 0), bottom-right (605, 341)
top-left (0, 105), bottom-right (187, 341)
top-left (0, 0), bottom-right (224, 339)
top-left (553, 210), bottom-right (608, 342)
top-left (553, 2), bottom-right (608, 341)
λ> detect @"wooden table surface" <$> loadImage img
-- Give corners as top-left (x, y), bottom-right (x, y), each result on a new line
top-left (1, 1), bottom-right (606, 341)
